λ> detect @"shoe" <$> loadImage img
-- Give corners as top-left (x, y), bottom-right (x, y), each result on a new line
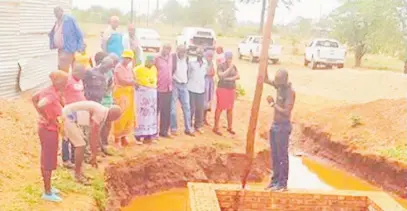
top-left (42, 192), bottom-right (63, 202)
top-left (185, 131), bottom-right (195, 137)
top-left (63, 161), bottom-right (75, 169)
top-left (170, 131), bottom-right (179, 136)
top-left (51, 187), bottom-right (60, 195)
top-left (270, 185), bottom-right (287, 192)
top-left (212, 128), bottom-right (223, 136)
top-left (134, 140), bottom-right (143, 145)
top-left (159, 134), bottom-right (172, 139)
top-left (195, 128), bottom-right (204, 134)
top-left (227, 129), bottom-right (236, 135)
top-left (265, 182), bottom-right (278, 190)
top-left (76, 175), bottom-right (91, 186)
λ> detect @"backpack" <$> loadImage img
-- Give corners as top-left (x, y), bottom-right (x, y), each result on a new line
top-left (172, 53), bottom-right (189, 75)
top-left (83, 69), bottom-right (107, 102)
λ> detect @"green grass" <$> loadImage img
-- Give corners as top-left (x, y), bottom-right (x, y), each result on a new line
top-left (380, 144), bottom-right (407, 163)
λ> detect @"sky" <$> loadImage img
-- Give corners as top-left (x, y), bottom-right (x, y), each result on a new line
top-left (72, 0), bottom-right (340, 24)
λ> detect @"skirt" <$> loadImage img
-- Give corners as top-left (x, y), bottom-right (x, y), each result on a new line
top-left (134, 86), bottom-right (158, 138)
top-left (216, 87), bottom-right (235, 110)
top-left (38, 127), bottom-right (59, 171)
top-left (113, 86), bottom-right (135, 138)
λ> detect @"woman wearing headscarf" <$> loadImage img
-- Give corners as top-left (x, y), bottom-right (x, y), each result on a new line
top-left (113, 50), bottom-right (136, 146)
top-left (32, 70), bottom-right (68, 202)
top-left (213, 51), bottom-right (240, 136)
top-left (203, 50), bottom-right (215, 125)
top-left (133, 55), bottom-right (158, 143)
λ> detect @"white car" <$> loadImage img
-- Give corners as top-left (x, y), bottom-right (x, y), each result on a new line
top-left (237, 35), bottom-right (281, 64)
top-left (176, 27), bottom-right (216, 53)
top-left (136, 28), bottom-right (161, 52)
top-left (304, 38), bottom-right (346, 69)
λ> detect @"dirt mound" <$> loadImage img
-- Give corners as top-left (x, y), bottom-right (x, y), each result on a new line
top-left (297, 99), bottom-right (407, 163)
top-left (105, 146), bottom-right (270, 211)
top-left (0, 98), bottom-right (41, 207)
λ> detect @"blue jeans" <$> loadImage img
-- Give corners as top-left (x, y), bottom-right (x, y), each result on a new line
top-left (269, 121), bottom-right (292, 187)
top-left (170, 82), bottom-right (193, 133)
top-left (62, 138), bottom-right (75, 163)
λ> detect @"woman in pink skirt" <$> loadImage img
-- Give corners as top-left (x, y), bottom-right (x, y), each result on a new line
top-left (213, 51), bottom-right (240, 136)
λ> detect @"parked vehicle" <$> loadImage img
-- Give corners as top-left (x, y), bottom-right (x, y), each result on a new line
top-left (176, 27), bottom-right (216, 53)
top-left (237, 35), bottom-right (281, 64)
top-left (136, 28), bottom-right (161, 52)
top-left (304, 38), bottom-right (346, 69)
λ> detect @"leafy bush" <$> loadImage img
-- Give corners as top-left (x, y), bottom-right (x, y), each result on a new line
top-left (236, 83), bottom-right (246, 98)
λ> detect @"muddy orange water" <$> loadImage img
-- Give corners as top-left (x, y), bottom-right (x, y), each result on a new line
top-left (123, 156), bottom-right (407, 211)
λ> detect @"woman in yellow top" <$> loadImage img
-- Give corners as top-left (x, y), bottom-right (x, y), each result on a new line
top-left (113, 50), bottom-right (136, 147)
top-left (133, 55), bottom-right (158, 143)
top-left (74, 43), bottom-right (93, 70)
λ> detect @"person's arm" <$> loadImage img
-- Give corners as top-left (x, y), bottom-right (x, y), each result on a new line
top-left (88, 120), bottom-right (100, 168)
top-left (114, 68), bottom-right (135, 86)
top-left (32, 92), bottom-right (48, 118)
top-left (89, 58), bottom-right (94, 68)
top-left (223, 66), bottom-right (240, 81)
top-left (217, 65), bottom-right (233, 78)
top-left (274, 90), bottom-right (295, 117)
top-left (102, 28), bottom-right (110, 52)
top-left (264, 69), bottom-right (276, 88)
top-left (71, 17), bottom-right (84, 52)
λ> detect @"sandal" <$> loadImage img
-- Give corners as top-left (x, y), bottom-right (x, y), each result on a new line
top-left (212, 128), bottom-right (223, 136)
top-left (227, 129), bottom-right (236, 135)
top-left (76, 175), bottom-right (91, 186)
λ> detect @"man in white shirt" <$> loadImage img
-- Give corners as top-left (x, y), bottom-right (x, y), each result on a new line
top-left (187, 48), bottom-right (207, 134)
top-left (62, 101), bottom-right (121, 184)
top-left (170, 45), bottom-right (194, 136)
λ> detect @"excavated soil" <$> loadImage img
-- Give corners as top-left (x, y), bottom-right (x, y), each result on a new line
top-left (104, 146), bottom-right (270, 211)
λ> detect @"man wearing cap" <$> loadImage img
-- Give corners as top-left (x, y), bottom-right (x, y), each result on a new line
top-left (49, 7), bottom-right (84, 72)
top-left (113, 50), bottom-right (137, 146)
top-left (102, 16), bottom-right (124, 57)
top-left (32, 70), bottom-right (69, 202)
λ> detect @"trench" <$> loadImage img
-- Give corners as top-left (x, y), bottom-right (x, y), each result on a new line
top-left (104, 139), bottom-right (407, 211)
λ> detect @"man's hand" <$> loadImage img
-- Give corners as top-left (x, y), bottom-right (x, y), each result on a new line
top-left (267, 95), bottom-right (274, 104)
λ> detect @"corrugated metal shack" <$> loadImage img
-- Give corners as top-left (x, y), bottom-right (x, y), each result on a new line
top-left (0, 0), bottom-right (71, 98)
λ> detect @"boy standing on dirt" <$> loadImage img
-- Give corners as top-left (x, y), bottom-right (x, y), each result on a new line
top-left (264, 69), bottom-right (296, 191)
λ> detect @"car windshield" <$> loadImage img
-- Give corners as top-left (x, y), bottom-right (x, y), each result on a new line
top-left (315, 40), bottom-right (339, 48)
top-left (253, 37), bottom-right (275, 45)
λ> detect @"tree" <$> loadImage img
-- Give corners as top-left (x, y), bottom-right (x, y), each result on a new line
top-left (239, 0), bottom-right (299, 33)
top-left (187, 0), bottom-right (220, 26)
top-left (330, 0), bottom-right (404, 67)
top-left (218, 0), bottom-right (238, 33)
top-left (162, 0), bottom-right (185, 25)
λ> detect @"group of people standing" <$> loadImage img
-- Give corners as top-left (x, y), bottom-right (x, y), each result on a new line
top-left (34, 6), bottom-right (243, 203)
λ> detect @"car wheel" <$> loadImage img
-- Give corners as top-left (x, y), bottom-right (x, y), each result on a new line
top-left (250, 52), bottom-right (256, 63)
top-left (304, 58), bottom-right (309, 66)
top-left (238, 49), bottom-right (242, 60)
top-left (155, 47), bottom-right (160, 53)
top-left (311, 58), bottom-right (317, 70)
top-left (338, 64), bottom-right (344, 69)
top-left (271, 59), bottom-right (279, 64)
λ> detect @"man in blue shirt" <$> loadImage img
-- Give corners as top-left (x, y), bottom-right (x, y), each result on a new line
top-left (49, 6), bottom-right (84, 73)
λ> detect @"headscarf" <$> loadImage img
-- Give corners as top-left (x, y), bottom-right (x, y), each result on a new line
top-left (224, 51), bottom-right (233, 59)
top-left (205, 50), bottom-right (214, 58)
top-left (49, 70), bottom-right (68, 89)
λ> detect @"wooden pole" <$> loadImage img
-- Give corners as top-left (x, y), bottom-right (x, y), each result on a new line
top-left (241, 0), bottom-right (279, 189)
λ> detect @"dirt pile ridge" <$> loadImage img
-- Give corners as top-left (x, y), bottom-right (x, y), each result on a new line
top-left (293, 99), bottom-right (407, 197)
top-left (105, 146), bottom-right (270, 211)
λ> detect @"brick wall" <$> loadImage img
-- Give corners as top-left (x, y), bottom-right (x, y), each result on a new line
top-left (187, 183), bottom-right (403, 211)
top-left (216, 190), bottom-right (370, 211)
